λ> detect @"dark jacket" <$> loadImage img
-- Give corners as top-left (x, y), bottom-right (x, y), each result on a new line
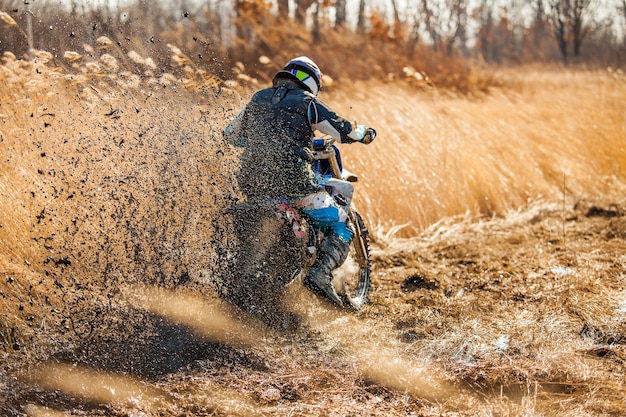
top-left (227, 79), bottom-right (363, 199)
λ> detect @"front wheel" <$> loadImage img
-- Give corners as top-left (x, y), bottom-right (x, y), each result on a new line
top-left (331, 209), bottom-right (371, 311)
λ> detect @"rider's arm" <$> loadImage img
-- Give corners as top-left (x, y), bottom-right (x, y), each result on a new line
top-left (308, 99), bottom-right (375, 144)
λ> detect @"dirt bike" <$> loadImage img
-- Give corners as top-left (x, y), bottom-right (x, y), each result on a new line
top-left (306, 137), bottom-right (372, 310)
top-left (225, 137), bottom-right (371, 314)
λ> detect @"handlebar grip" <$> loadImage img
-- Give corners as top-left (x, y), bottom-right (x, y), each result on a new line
top-left (312, 137), bottom-right (334, 150)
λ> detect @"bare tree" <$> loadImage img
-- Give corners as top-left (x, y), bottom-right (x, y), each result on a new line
top-left (548, 0), bottom-right (568, 61)
top-left (420, 0), bottom-right (441, 51)
top-left (547, 0), bottom-right (593, 63)
top-left (312, 0), bottom-right (321, 42)
top-left (622, 0), bottom-right (626, 44)
top-left (389, 0), bottom-right (401, 27)
top-left (294, 0), bottom-right (316, 24)
top-left (336, 0), bottom-right (347, 28)
top-left (529, 0), bottom-right (551, 60)
top-left (570, 0), bottom-right (592, 56)
top-left (388, 0), bottom-right (406, 41)
top-left (357, 0), bottom-right (367, 33)
top-left (475, 2), bottom-right (526, 62)
top-left (277, 0), bottom-right (289, 21)
top-left (475, 0), bottom-right (496, 61)
top-left (405, 1), bottom-right (423, 57)
top-left (24, 0), bottom-right (33, 59)
top-left (420, 0), bottom-right (468, 55)
top-left (450, 0), bottom-right (469, 56)
top-left (618, 0), bottom-right (625, 63)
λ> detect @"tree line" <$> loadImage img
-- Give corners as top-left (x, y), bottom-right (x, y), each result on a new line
top-left (1, 0), bottom-right (624, 90)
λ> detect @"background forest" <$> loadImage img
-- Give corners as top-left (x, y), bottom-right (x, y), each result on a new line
top-left (1, 0), bottom-right (625, 94)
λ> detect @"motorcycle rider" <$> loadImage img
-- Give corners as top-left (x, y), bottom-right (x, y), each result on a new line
top-left (224, 56), bottom-right (375, 306)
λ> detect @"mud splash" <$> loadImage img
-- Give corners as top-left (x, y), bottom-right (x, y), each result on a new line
top-left (0, 51), bottom-right (247, 373)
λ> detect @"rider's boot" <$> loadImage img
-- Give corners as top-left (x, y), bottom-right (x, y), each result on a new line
top-left (303, 234), bottom-right (350, 306)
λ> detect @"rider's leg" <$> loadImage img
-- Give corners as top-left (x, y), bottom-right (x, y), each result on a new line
top-left (302, 223), bottom-right (351, 306)
top-left (292, 191), bottom-right (353, 305)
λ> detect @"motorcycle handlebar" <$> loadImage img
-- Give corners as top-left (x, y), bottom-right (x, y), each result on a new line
top-left (312, 137), bottom-right (335, 151)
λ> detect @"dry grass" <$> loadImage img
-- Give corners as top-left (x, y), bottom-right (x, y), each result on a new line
top-left (327, 67), bottom-right (626, 239)
top-left (0, 44), bottom-right (625, 416)
top-left (370, 197), bottom-right (626, 416)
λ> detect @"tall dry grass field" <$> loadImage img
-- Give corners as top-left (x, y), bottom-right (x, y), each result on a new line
top-left (1, 45), bottom-right (625, 417)
top-left (328, 69), bottom-right (626, 238)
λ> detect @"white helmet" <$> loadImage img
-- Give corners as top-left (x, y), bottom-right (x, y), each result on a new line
top-left (274, 56), bottom-right (323, 95)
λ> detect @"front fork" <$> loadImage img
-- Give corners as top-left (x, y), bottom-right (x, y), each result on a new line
top-left (348, 208), bottom-right (369, 268)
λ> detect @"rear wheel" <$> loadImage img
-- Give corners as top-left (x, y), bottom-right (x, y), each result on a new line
top-left (331, 209), bottom-right (371, 311)
top-left (222, 201), bottom-right (303, 317)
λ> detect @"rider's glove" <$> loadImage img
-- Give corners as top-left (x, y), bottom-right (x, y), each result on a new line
top-left (348, 124), bottom-right (376, 144)
top-left (362, 127), bottom-right (376, 144)
top-left (293, 145), bottom-right (314, 163)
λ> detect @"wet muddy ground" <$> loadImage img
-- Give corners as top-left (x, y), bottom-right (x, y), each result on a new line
top-left (3, 196), bottom-right (624, 417)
